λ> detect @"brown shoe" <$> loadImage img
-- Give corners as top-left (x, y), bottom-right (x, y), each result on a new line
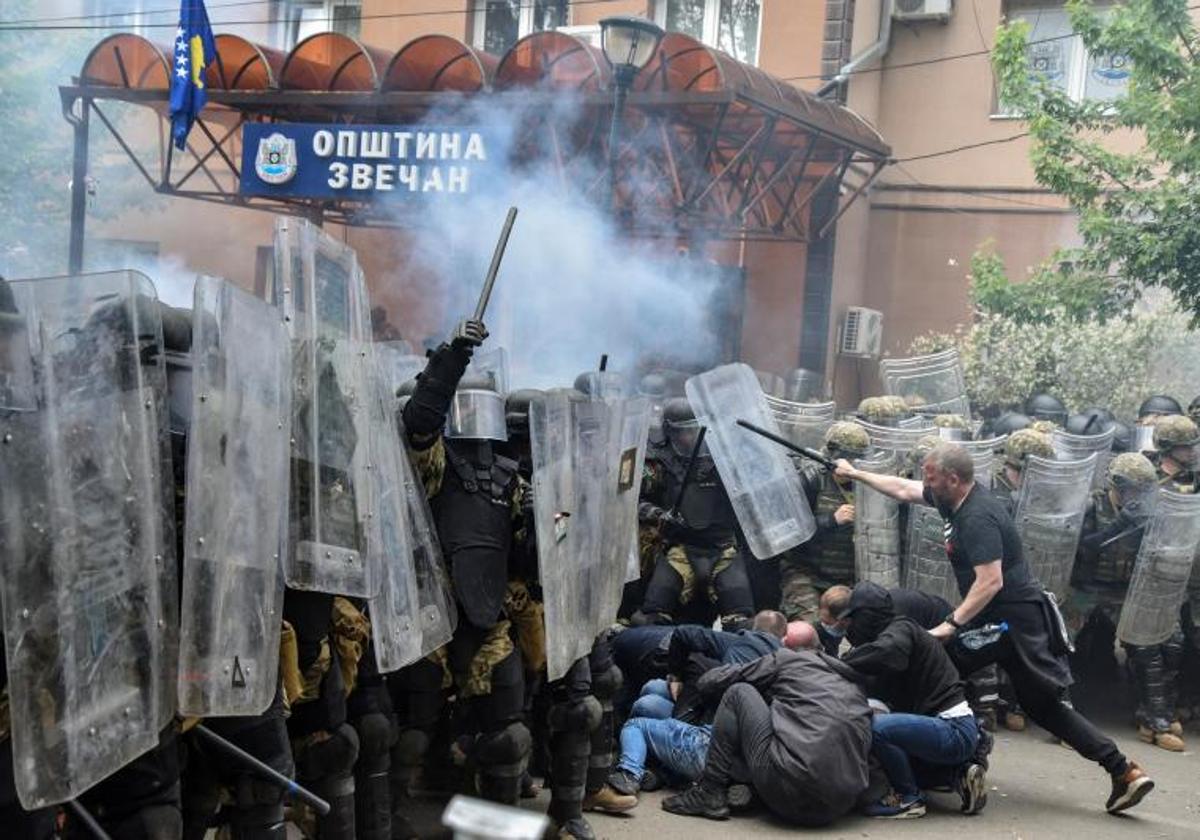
top-left (1168, 720), bottom-right (1183, 737)
top-left (1004, 711), bottom-right (1027, 732)
top-left (583, 785), bottom-right (638, 813)
top-left (1138, 724), bottom-right (1185, 752)
top-left (1107, 760), bottom-right (1154, 813)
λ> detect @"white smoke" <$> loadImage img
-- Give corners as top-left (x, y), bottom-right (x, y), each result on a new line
top-left (377, 92), bottom-right (729, 391)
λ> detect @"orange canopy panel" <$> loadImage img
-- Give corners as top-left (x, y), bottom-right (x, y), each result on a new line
top-left (280, 32), bottom-right (390, 91)
top-left (494, 31), bottom-right (611, 92)
top-left (80, 34), bottom-right (170, 89)
top-left (383, 35), bottom-right (498, 92)
top-left (205, 34), bottom-right (286, 90)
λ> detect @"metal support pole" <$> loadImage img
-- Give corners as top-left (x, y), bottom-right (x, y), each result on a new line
top-left (68, 98), bottom-right (91, 274)
top-left (607, 65), bottom-right (636, 210)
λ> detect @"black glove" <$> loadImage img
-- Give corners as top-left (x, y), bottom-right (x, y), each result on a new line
top-left (645, 505), bottom-right (690, 543)
top-left (450, 318), bottom-right (488, 351)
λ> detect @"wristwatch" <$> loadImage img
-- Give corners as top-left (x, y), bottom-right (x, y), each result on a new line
top-left (945, 613), bottom-right (963, 630)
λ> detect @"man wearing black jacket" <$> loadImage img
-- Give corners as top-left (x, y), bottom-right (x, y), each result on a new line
top-left (840, 583), bottom-right (985, 819)
top-left (661, 649), bottom-right (872, 826)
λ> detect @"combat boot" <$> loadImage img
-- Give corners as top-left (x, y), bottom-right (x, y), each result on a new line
top-left (1137, 724), bottom-right (1185, 752)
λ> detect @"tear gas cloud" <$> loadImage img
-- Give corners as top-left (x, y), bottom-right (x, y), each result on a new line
top-left (383, 92), bottom-right (730, 391)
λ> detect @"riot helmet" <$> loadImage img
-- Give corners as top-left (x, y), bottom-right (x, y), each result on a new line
top-left (932, 413), bottom-right (969, 441)
top-left (663, 397), bottom-right (706, 457)
top-left (1066, 409), bottom-right (1112, 436)
top-left (1110, 420), bottom-right (1133, 453)
top-left (990, 411), bottom-right (1032, 437)
top-left (1106, 452), bottom-right (1157, 516)
top-left (823, 420), bottom-right (871, 460)
top-left (1138, 394), bottom-right (1183, 420)
top-left (638, 373), bottom-right (667, 399)
top-left (504, 389), bottom-right (543, 439)
top-left (857, 396), bottom-right (905, 426)
top-left (906, 433), bottom-right (943, 477)
top-left (1003, 428), bottom-right (1055, 471)
top-left (1152, 414), bottom-right (1200, 467)
top-left (1025, 393), bottom-right (1068, 426)
top-left (1188, 395), bottom-right (1200, 424)
top-left (1030, 419), bottom-right (1059, 435)
top-left (574, 370), bottom-right (626, 399)
top-left (446, 373), bottom-right (507, 441)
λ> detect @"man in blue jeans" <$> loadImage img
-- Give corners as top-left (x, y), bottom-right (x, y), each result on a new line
top-left (839, 582), bottom-right (986, 819)
top-left (606, 714), bottom-right (712, 806)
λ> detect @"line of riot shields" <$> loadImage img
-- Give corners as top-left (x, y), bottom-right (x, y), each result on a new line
top-left (2, 229), bottom-right (1199, 826)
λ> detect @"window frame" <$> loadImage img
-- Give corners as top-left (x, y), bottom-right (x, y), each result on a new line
top-left (652, 0), bottom-right (764, 66)
top-left (993, 0), bottom-right (1129, 118)
top-left (471, 1), bottom-right (572, 53)
top-left (278, 0), bottom-right (363, 49)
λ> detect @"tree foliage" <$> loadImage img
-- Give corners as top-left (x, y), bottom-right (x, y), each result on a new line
top-left (993, 0), bottom-right (1200, 323)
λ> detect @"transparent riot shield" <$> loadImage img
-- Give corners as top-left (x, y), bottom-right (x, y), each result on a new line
top-left (685, 364), bottom-right (815, 559)
top-left (1013, 454), bottom-right (1096, 599)
top-left (765, 395), bottom-right (835, 452)
top-left (274, 218), bottom-right (379, 597)
top-left (604, 395), bottom-right (651, 592)
top-left (1117, 490), bottom-right (1200, 647)
top-left (377, 344), bottom-right (457, 659)
top-left (963, 438), bottom-right (1002, 489)
top-left (784, 368), bottom-right (824, 402)
top-left (365, 350), bottom-right (423, 673)
top-left (377, 342), bottom-right (427, 394)
top-left (0, 271), bottom-right (176, 809)
top-left (469, 345), bottom-right (510, 395)
top-left (753, 369), bottom-right (785, 398)
top-left (879, 348), bottom-right (970, 417)
top-left (860, 421), bottom-right (928, 456)
top-left (1051, 427), bottom-right (1115, 492)
top-left (178, 277), bottom-right (291, 717)
top-left (855, 452), bottom-right (901, 588)
top-left (903, 505), bottom-right (961, 606)
top-left (530, 390), bottom-right (622, 681)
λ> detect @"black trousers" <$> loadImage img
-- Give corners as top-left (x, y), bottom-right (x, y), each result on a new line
top-left (700, 684), bottom-right (838, 827)
top-left (951, 618), bottom-right (1125, 776)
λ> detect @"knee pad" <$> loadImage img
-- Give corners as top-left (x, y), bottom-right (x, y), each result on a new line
top-left (297, 723), bottom-right (360, 784)
top-left (548, 696), bottom-right (602, 734)
top-left (476, 721), bottom-right (532, 772)
top-left (476, 650), bottom-right (526, 730)
top-left (588, 664), bottom-right (622, 703)
top-left (392, 728), bottom-right (431, 769)
top-left (353, 713), bottom-right (394, 771)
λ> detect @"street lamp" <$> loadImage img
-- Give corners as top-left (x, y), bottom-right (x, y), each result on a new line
top-left (598, 15), bottom-right (665, 206)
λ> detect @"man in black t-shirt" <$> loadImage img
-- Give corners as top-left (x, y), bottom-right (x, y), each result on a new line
top-left (837, 442), bottom-right (1154, 815)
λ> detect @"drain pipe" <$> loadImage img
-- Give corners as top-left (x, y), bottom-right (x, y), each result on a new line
top-left (817, 0), bottom-right (894, 99)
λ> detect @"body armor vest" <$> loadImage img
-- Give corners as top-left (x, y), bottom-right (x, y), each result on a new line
top-left (1076, 491), bottom-right (1140, 588)
top-left (810, 474), bottom-right (855, 585)
top-left (432, 438), bottom-right (519, 628)
top-left (656, 445), bottom-right (737, 547)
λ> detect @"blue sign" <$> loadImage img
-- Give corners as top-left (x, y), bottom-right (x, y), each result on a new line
top-left (239, 123), bottom-right (496, 199)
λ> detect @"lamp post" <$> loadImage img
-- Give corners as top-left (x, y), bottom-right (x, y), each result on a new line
top-left (598, 15), bottom-right (664, 208)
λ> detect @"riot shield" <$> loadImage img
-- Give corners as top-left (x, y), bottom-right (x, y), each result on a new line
top-left (879, 348), bottom-right (970, 417)
top-left (855, 452), bottom-right (901, 588)
top-left (1051, 427), bottom-right (1115, 492)
top-left (178, 277), bottom-right (291, 717)
top-left (903, 505), bottom-right (961, 606)
top-left (765, 395), bottom-right (835, 452)
top-left (963, 437), bottom-right (1002, 489)
top-left (1012, 454), bottom-right (1096, 599)
top-left (274, 218), bottom-right (379, 597)
top-left (1117, 490), bottom-right (1200, 647)
top-left (754, 369), bottom-right (786, 398)
top-left (0, 271), bottom-right (176, 809)
top-left (784, 368), bottom-right (824, 403)
top-left (685, 364), bottom-right (815, 559)
top-left (469, 345), bottom-right (510, 395)
top-left (860, 421), bottom-right (927, 456)
top-left (377, 342), bottom-right (427, 394)
top-left (377, 344), bottom-right (457, 659)
top-left (365, 351), bottom-right (423, 673)
top-left (604, 396), bottom-right (651, 591)
top-left (530, 390), bottom-right (623, 681)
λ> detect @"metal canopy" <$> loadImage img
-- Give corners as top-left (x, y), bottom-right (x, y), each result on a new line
top-left (62, 30), bottom-right (890, 267)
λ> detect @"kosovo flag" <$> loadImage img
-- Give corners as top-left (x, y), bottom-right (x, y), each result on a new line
top-left (169, 0), bottom-right (217, 150)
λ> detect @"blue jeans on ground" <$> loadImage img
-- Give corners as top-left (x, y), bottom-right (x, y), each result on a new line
top-left (871, 713), bottom-right (979, 798)
top-left (616, 717), bottom-right (711, 783)
top-left (630, 679), bottom-right (674, 720)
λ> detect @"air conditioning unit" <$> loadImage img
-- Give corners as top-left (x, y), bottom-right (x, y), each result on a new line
top-left (893, 0), bottom-right (953, 23)
top-left (840, 307), bottom-right (884, 358)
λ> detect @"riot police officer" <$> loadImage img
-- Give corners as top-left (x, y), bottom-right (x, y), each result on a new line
top-left (778, 421), bottom-right (869, 622)
top-left (636, 398), bottom-right (755, 631)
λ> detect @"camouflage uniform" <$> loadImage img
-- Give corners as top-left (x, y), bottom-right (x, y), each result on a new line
top-left (779, 421), bottom-right (869, 621)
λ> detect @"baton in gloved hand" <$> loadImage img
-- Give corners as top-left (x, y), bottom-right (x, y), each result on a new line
top-left (669, 426), bottom-right (708, 515)
top-left (736, 418), bottom-right (838, 472)
top-left (473, 206), bottom-right (518, 322)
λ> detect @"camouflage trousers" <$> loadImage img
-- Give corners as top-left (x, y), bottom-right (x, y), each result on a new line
top-left (641, 543), bottom-right (754, 629)
top-left (778, 557), bottom-right (853, 623)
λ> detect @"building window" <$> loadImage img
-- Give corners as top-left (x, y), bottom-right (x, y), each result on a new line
top-left (654, 0), bottom-right (762, 65)
top-left (473, 1), bottom-right (569, 55)
top-left (1002, 1), bottom-right (1129, 109)
top-left (281, 1), bottom-right (362, 49)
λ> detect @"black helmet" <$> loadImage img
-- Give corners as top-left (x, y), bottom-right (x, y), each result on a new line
top-left (1065, 408), bottom-right (1114, 436)
top-left (1137, 394), bottom-right (1183, 419)
top-left (1110, 420), bottom-right (1133, 453)
top-left (504, 389), bottom-right (543, 436)
top-left (1189, 395), bottom-right (1200, 421)
top-left (662, 397), bottom-right (703, 456)
top-left (1024, 393), bottom-right (1067, 426)
top-left (990, 411), bottom-right (1032, 437)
